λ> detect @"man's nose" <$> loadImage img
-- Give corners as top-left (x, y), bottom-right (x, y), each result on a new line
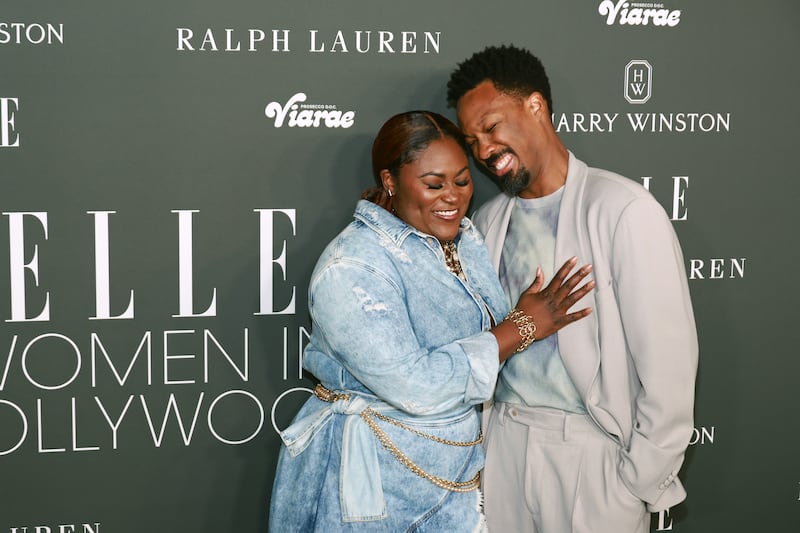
top-left (476, 139), bottom-right (496, 163)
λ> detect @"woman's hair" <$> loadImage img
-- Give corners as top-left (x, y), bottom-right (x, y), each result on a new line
top-left (362, 111), bottom-right (468, 210)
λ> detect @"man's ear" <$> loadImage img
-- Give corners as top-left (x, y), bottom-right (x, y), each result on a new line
top-left (526, 92), bottom-right (546, 117)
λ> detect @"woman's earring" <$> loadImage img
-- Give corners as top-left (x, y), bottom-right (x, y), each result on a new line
top-left (387, 189), bottom-right (393, 197)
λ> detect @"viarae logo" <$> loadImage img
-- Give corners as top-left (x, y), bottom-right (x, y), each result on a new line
top-left (264, 93), bottom-right (355, 128)
top-left (598, 1), bottom-right (681, 27)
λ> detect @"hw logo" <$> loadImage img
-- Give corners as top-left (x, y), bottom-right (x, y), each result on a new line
top-left (624, 60), bottom-right (652, 104)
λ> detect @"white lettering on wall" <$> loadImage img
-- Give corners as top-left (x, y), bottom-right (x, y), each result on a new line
top-left (255, 209), bottom-right (296, 315)
top-left (172, 210), bottom-right (217, 318)
top-left (639, 175), bottom-right (689, 221)
top-left (4, 212), bottom-right (50, 322)
top-left (627, 112), bottom-right (730, 132)
top-left (0, 22), bottom-right (64, 44)
top-left (1, 209), bottom-right (300, 321)
top-left (264, 93), bottom-right (355, 128)
top-left (308, 29), bottom-right (439, 53)
top-left (9, 523), bottom-right (101, 533)
top-left (689, 426), bottom-right (715, 445)
top-left (598, 0), bottom-right (681, 26)
top-left (88, 211), bottom-right (135, 320)
top-left (671, 176), bottom-right (688, 221)
top-left (689, 258), bottom-right (746, 280)
top-left (655, 508), bottom-right (673, 530)
top-left (1, 97), bottom-right (20, 146)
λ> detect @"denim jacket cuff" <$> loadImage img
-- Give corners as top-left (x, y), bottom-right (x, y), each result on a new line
top-left (457, 331), bottom-right (500, 404)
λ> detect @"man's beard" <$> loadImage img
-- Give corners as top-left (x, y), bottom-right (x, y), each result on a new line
top-left (485, 149), bottom-right (531, 196)
top-left (498, 166), bottom-right (531, 196)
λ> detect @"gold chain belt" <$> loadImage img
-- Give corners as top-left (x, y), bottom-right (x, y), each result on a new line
top-left (314, 383), bottom-right (482, 492)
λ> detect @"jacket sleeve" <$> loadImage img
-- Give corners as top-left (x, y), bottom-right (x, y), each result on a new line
top-left (612, 196), bottom-right (699, 511)
top-left (308, 258), bottom-right (500, 416)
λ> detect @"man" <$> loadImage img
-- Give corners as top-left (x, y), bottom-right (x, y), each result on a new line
top-left (447, 45), bottom-right (698, 533)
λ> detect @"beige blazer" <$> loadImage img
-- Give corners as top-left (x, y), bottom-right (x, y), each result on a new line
top-left (473, 152), bottom-right (698, 512)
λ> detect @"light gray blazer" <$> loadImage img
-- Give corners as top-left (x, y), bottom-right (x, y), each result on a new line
top-left (474, 152), bottom-right (698, 512)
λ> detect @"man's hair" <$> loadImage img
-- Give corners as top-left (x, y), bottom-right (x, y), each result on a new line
top-left (446, 44), bottom-right (553, 113)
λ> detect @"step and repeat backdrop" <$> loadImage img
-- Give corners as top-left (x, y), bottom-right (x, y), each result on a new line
top-left (1, 0), bottom-right (798, 531)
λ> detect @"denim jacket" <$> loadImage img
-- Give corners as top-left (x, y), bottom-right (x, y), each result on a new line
top-left (270, 200), bottom-right (509, 531)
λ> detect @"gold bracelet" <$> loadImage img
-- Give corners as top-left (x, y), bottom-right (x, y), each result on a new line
top-left (506, 308), bottom-right (537, 352)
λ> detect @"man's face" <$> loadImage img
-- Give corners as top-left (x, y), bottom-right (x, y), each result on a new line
top-left (457, 81), bottom-right (540, 196)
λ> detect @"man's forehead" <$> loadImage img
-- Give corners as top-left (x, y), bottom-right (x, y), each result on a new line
top-left (458, 88), bottom-right (508, 128)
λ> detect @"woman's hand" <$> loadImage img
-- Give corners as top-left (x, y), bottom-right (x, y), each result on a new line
top-left (514, 257), bottom-right (594, 340)
top-left (492, 257), bottom-right (594, 361)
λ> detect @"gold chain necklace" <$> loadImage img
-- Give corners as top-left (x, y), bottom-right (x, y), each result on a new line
top-left (441, 240), bottom-right (467, 281)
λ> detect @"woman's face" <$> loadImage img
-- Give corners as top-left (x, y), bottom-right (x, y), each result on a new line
top-left (383, 137), bottom-right (473, 242)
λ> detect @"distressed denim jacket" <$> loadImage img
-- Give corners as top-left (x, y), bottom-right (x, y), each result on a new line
top-left (270, 200), bottom-right (509, 531)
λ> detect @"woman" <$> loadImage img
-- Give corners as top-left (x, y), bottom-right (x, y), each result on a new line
top-left (269, 111), bottom-right (593, 532)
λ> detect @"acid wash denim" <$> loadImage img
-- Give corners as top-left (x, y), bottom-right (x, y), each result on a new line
top-left (269, 200), bottom-right (509, 532)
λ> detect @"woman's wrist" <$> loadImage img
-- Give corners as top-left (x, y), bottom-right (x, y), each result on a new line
top-left (505, 308), bottom-right (537, 352)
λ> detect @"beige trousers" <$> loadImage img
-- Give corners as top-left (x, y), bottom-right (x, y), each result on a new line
top-left (482, 402), bottom-right (650, 533)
